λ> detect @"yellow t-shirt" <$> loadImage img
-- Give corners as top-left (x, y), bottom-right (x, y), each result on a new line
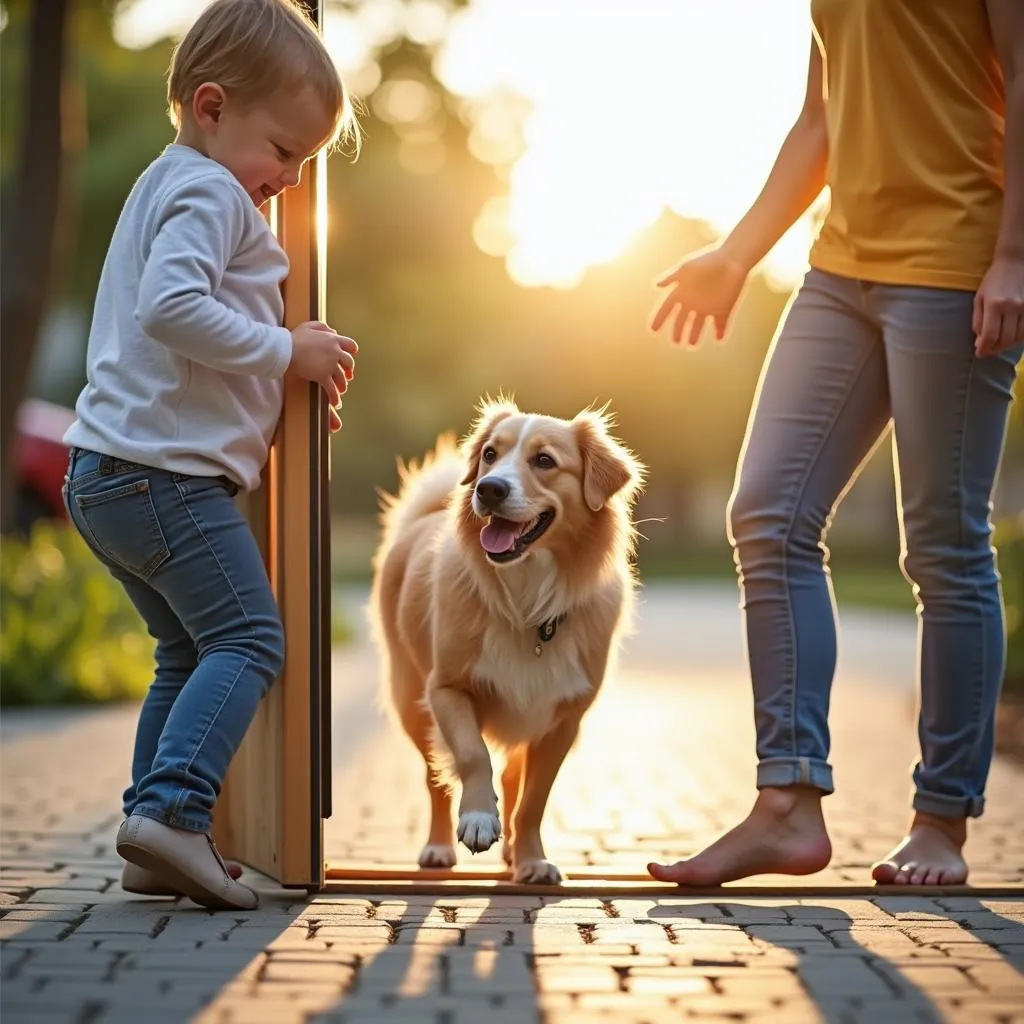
top-left (809, 0), bottom-right (1005, 291)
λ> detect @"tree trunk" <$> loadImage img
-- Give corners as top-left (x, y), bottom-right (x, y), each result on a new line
top-left (0, 0), bottom-right (72, 535)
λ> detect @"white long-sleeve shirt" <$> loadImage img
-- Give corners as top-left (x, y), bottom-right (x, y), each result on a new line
top-left (64, 143), bottom-right (293, 491)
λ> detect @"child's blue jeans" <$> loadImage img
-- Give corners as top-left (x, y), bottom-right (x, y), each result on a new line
top-left (63, 447), bottom-right (284, 833)
top-left (728, 268), bottom-right (1022, 818)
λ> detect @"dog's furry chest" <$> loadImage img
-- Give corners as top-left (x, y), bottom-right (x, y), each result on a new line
top-left (470, 621), bottom-right (592, 746)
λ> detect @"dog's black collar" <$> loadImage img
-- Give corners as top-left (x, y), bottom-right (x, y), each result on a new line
top-left (536, 614), bottom-right (567, 647)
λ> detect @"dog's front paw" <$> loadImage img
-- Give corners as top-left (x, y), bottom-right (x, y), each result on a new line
top-left (513, 858), bottom-right (563, 884)
top-left (457, 811), bottom-right (502, 853)
top-left (418, 843), bottom-right (457, 868)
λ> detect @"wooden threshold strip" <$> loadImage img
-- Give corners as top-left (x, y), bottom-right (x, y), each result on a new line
top-left (322, 863), bottom-right (1023, 898)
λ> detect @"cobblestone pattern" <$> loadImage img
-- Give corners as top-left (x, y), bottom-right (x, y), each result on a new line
top-left (3, 586), bottom-right (1023, 1022)
top-left (2, 885), bottom-right (1022, 1023)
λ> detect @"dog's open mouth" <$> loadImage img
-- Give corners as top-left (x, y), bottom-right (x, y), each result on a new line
top-left (480, 510), bottom-right (555, 563)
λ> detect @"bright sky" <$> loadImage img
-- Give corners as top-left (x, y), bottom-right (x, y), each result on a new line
top-left (115, 0), bottom-right (819, 290)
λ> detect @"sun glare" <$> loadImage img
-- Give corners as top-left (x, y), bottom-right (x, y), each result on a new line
top-left (113, 0), bottom-right (819, 290)
top-left (113, 0), bottom-right (209, 49)
top-left (436, 0), bottom-right (818, 289)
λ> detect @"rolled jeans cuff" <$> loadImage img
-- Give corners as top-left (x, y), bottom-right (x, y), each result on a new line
top-left (913, 789), bottom-right (984, 819)
top-left (756, 757), bottom-right (834, 795)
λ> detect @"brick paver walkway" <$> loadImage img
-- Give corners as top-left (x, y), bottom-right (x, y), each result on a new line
top-left (3, 583), bottom-right (1022, 1022)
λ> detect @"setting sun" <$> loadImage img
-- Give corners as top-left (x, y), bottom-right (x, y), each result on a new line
top-left (114, 0), bottom-right (820, 290)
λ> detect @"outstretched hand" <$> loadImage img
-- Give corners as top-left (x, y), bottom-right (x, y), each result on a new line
top-left (649, 245), bottom-right (751, 347)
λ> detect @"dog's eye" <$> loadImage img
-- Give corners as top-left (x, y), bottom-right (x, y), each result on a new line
top-left (534, 452), bottom-right (556, 470)
top-left (482, 446), bottom-right (497, 464)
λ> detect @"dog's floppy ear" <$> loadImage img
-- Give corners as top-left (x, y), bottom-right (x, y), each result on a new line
top-left (574, 411), bottom-right (643, 512)
top-left (459, 398), bottom-right (519, 485)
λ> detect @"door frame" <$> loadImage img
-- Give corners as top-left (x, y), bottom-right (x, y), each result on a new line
top-left (211, 0), bottom-right (330, 890)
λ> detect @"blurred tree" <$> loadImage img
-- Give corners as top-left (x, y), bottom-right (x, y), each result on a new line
top-left (0, 0), bottom-right (75, 534)
top-left (1, 0), bottom-right (174, 399)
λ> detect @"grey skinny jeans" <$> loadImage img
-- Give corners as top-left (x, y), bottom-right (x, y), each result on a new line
top-left (728, 268), bottom-right (1021, 818)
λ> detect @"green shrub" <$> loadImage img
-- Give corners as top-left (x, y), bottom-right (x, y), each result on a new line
top-left (998, 513), bottom-right (1024, 697)
top-left (1, 522), bottom-right (152, 706)
top-left (1, 521), bottom-right (357, 707)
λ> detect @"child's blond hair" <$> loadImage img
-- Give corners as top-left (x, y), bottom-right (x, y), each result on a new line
top-left (167, 0), bottom-right (359, 153)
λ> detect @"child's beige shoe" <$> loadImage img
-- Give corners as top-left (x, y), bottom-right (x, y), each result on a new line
top-left (121, 855), bottom-right (245, 896)
top-left (121, 861), bottom-right (179, 896)
top-left (116, 814), bottom-right (258, 911)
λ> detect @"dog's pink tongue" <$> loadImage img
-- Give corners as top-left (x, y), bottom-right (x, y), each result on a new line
top-left (480, 517), bottom-right (524, 554)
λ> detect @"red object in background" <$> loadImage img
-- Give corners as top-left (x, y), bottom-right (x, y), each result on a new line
top-left (13, 398), bottom-right (76, 532)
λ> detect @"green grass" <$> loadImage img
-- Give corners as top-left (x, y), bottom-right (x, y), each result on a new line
top-left (333, 548), bottom-right (915, 613)
top-left (830, 567), bottom-right (915, 612)
top-left (635, 546), bottom-right (914, 612)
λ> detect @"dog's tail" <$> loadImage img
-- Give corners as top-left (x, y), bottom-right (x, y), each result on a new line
top-left (375, 433), bottom-right (465, 547)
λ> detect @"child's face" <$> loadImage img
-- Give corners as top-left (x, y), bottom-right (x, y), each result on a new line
top-left (206, 86), bottom-right (335, 207)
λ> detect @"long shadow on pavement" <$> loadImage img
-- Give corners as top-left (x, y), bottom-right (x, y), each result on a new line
top-left (0, 882), bottom-right (315, 1023)
top-left (647, 898), bottom-right (1023, 1024)
top-left (307, 895), bottom-right (543, 1024)
top-left (4, 879), bottom-right (1022, 1023)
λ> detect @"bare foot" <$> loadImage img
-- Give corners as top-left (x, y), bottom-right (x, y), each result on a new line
top-left (647, 786), bottom-right (832, 885)
top-left (871, 813), bottom-right (967, 886)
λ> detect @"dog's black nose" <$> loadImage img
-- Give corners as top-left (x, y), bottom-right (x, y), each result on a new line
top-left (475, 476), bottom-right (509, 508)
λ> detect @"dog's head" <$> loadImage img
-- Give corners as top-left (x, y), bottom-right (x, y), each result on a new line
top-left (457, 398), bottom-right (645, 568)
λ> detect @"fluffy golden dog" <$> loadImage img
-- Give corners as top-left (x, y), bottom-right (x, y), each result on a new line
top-left (370, 399), bottom-right (644, 883)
